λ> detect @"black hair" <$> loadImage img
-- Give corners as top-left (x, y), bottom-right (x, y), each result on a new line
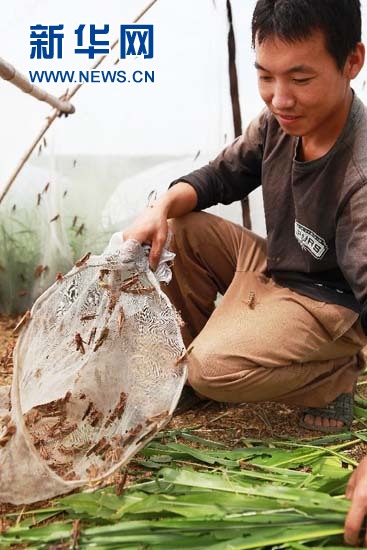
top-left (252, 0), bottom-right (362, 70)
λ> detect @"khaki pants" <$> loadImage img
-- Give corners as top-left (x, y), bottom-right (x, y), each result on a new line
top-left (164, 212), bottom-right (367, 407)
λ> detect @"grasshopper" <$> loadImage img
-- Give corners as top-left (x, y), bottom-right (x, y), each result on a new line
top-left (104, 391), bottom-right (127, 427)
top-left (119, 275), bottom-right (140, 291)
top-left (98, 281), bottom-right (111, 290)
top-left (174, 346), bottom-right (194, 368)
top-left (135, 427), bottom-right (158, 446)
top-left (55, 272), bottom-right (64, 283)
top-left (74, 333), bottom-right (86, 355)
top-left (88, 327), bottom-right (97, 346)
top-left (145, 410), bottom-right (169, 425)
top-left (82, 402), bottom-right (93, 421)
top-left (98, 269), bottom-right (110, 281)
top-left (76, 223), bottom-right (85, 236)
top-left (0, 424), bottom-right (16, 447)
top-left (34, 265), bottom-right (48, 278)
top-left (93, 327), bottom-right (109, 352)
top-left (117, 306), bottom-right (125, 335)
top-left (128, 424), bottom-right (142, 437)
top-left (247, 291), bottom-right (257, 310)
top-left (71, 519), bottom-right (80, 550)
top-left (38, 443), bottom-right (49, 460)
top-left (116, 469), bottom-right (128, 497)
top-left (64, 470), bottom-right (77, 481)
top-left (51, 421), bottom-right (77, 438)
top-left (107, 294), bottom-right (118, 314)
top-left (75, 252), bottom-right (91, 268)
top-left (86, 463), bottom-right (103, 479)
top-left (86, 437), bottom-right (109, 457)
top-left (123, 286), bottom-right (155, 295)
top-left (89, 408), bottom-right (103, 427)
top-left (80, 313), bottom-right (96, 322)
top-left (104, 446), bottom-right (123, 464)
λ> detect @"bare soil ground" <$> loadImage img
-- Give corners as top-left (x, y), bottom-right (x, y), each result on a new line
top-left (0, 315), bottom-right (19, 388)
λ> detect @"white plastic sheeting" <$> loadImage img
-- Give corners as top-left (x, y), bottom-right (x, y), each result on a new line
top-left (1, 0), bottom-right (367, 313)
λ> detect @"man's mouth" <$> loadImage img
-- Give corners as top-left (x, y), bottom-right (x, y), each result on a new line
top-left (275, 113), bottom-right (301, 122)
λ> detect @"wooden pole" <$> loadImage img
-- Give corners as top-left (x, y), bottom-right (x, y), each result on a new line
top-left (226, 0), bottom-right (252, 230)
top-left (0, 57), bottom-right (75, 114)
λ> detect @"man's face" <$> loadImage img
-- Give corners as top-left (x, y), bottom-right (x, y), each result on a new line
top-left (255, 30), bottom-right (352, 138)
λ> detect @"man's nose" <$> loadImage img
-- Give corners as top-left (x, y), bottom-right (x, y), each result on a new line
top-left (271, 83), bottom-right (296, 111)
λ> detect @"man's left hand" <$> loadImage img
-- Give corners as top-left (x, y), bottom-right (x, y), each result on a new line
top-left (345, 456), bottom-right (367, 546)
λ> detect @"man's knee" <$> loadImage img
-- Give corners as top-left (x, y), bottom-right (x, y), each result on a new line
top-left (168, 211), bottom-right (217, 244)
top-left (187, 349), bottom-right (258, 403)
top-left (186, 351), bottom-right (213, 398)
top-left (186, 346), bottom-right (308, 403)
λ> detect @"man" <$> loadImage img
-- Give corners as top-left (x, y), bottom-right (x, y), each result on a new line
top-left (124, 0), bottom-right (367, 544)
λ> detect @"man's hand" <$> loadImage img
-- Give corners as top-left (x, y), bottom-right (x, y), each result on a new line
top-left (345, 456), bottom-right (367, 546)
top-left (123, 204), bottom-right (168, 271)
top-left (122, 182), bottom-right (198, 271)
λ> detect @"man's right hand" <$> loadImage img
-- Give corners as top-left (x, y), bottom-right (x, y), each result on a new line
top-left (123, 203), bottom-right (168, 271)
top-left (122, 181), bottom-right (199, 272)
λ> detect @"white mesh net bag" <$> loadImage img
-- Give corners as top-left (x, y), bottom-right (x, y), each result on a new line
top-left (0, 233), bottom-right (187, 504)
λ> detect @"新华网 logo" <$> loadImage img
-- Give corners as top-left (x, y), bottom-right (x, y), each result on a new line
top-left (120, 24), bottom-right (154, 59)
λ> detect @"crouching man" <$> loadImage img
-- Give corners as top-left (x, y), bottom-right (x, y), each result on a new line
top-left (124, 0), bottom-right (367, 544)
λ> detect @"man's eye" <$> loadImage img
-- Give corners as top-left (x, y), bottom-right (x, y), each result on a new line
top-left (259, 76), bottom-right (273, 82)
top-left (293, 78), bottom-right (312, 84)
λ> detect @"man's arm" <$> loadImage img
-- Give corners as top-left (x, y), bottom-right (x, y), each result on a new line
top-left (336, 184), bottom-right (367, 544)
top-left (169, 110), bottom-right (267, 211)
top-left (335, 183), bottom-right (367, 333)
top-left (123, 182), bottom-right (198, 270)
top-left (160, 181), bottom-right (199, 218)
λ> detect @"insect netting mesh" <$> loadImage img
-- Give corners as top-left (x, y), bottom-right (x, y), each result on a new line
top-left (0, 234), bottom-right (187, 504)
top-left (0, 0), bottom-right (241, 315)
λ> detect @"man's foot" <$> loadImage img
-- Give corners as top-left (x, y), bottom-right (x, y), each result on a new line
top-left (300, 387), bottom-right (354, 433)
top-left (302, 413), bottom-right (344, 430)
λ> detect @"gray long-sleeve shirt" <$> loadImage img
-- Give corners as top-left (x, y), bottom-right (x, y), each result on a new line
top-left (171, 93), bottom-right (367, 332)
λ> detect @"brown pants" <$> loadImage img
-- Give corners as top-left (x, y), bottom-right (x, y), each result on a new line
top-left (164, 212), bottom-right (367, 407)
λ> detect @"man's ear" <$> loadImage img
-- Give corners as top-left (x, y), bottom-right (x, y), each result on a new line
top-left (345, 42), bottom-right (365, 80)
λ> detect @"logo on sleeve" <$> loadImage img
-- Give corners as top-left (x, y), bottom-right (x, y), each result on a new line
top-left (295, 221), bottom-right (328, 260)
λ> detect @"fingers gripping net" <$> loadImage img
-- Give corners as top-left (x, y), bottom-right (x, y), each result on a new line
top-left (0, 235), bottom-right (187, 504)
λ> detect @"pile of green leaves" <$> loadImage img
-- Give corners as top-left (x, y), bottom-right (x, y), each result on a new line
top-left (2, 427), bottom-right (367, 549)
